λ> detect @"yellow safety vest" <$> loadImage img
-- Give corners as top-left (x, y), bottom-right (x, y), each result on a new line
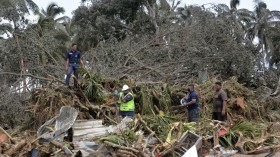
top-left (119, 92), bottom-right (135, 111)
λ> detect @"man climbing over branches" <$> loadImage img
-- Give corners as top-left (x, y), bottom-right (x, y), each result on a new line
top-left (65, 43), bottom-right (84, 89)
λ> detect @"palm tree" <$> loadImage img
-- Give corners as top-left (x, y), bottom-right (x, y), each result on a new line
top-left (37, 3), bottom-right (70, 31)
top-left (30, 3), bottom-right (71, 66)
top-left (245, 1), bottom-right (280, 70)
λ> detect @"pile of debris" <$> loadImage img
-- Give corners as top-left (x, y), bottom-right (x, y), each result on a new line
top-left (0, 106), bottom-right (205, 157)
top-left (1, 72), bottom-right (280, 156)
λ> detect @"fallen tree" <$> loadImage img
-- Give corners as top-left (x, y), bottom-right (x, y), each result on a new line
top-left (1, 69), bottom-right (280, 156)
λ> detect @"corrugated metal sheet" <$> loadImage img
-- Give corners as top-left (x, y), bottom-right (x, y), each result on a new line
top-left (73, 119), bottom-right (109, 141)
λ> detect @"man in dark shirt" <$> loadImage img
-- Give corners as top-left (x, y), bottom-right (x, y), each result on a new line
top-left (65, 43), bottom-right (84, 88)
top-left (182, 84), bottom-right (199, 122)
top-left (213, 82), bottom-right (228, 121)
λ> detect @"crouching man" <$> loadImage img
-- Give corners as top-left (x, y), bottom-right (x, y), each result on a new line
top-left (118, 85), bottom-right (135, 119)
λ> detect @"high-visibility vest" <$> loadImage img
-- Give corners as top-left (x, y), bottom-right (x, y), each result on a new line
top-left (119, 92), bottom-right (135, 111)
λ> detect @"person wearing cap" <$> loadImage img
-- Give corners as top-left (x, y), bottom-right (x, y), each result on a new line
top-left (181, 84), bottom-right (199, 122)
top-left (118, 85), bottom-right (135, 118)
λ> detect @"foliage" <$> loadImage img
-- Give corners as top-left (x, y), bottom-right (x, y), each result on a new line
top-left (1, 0), bottom-right (280, 130)
top-left (0, 85), bottom-right (29, 129)
top-left (100, 135), bottom-right (125, 145)
top-left (80, 67), bottom-right (108, 102)
top-left (143, 115), bottom-right (181, 140)
top-left (220, 121), bottom-right (263, 149)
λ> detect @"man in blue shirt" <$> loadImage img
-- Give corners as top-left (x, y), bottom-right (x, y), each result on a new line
top-left (65, 43), bottom-right (84, 88)
top-left (181, 84), bottom-right (199, 122)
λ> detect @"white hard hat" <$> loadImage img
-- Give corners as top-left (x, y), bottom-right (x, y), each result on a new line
top-left (122, 85), bottom-right (129, 91)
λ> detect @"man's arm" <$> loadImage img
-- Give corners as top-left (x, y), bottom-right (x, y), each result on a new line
top-left (183, 99), bottom-right (196, 107)
top-left (221, 92), bottom-right (227, 116)
top-left (66, 58), bottom-right (69, 70)
top-left (122, 94), bottom-right (133, 103)
top-left (78, 52), bottom-right (84, 66)
top-left (79, 59), bottom-right (84, 66)
top-left (221, 101), bottom-right (227, 115)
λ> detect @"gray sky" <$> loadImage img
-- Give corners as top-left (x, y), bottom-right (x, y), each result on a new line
top-left (32, 0), bottom-right (280, 17)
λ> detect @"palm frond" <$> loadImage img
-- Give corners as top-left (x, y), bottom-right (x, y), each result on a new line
top-left (80, 68), bottom-right (107, 102)
top-left (268, 11), bottom-right (280, 21)
top-left (0, 23), bottom-right (14, 34)
top-left (254, 1), bottom-right (267, 18)
top-left (55, 16), bottom-right (71, 23)
top-left (215, 4), bottom-right (230, 14)
top-left (24, 0), bottom-right (39, 13)
top-left (54, 31), bottom-right (71, 42)
top-left (230, 0), bottom-right (240, 10)
top-left (46, 2), bottom-right (65, 18)
top-left (0, 0), bottom-right (12, 8)
top-left (159, 0), bottom-right (171, 12)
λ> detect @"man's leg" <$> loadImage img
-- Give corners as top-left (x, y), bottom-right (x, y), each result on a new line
top-left (73, 65), bottom-right (79, 88)
top-left (212, 112), bottom-right (217, 120)
top-left (188, 109), bottom-right (199, 122)
top-left (213, 112), bottom-right (226, 121)
top-left (65, 65), bottom-right (73, 87)
top-left (119, 111), bottom-right (125, 119)
top-left (126, 111), bottom-right (134, 119)
top-left (221, 112), bottom-right (227, 121)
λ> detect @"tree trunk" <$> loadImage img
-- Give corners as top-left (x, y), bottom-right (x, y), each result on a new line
top-left (13, 20), bottom-right (27, 94)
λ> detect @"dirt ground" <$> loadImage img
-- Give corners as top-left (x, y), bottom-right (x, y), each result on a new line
top-left (231, 152), bottom-right (280, 157)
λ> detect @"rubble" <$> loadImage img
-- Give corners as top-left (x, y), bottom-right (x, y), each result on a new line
top-left (1, 74), bottom-right (280, 156)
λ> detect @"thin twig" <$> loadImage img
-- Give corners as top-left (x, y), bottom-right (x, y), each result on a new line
top-left (136, 114), bottom-right (164, 144)
top-left (104, 141), bottom-right (140, 154)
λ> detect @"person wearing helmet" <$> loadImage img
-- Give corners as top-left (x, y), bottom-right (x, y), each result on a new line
top-left (118, 85), bottom-right (135, 118)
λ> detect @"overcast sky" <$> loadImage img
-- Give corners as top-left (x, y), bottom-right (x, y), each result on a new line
top-left (32, 0), bottom-right (280, 17)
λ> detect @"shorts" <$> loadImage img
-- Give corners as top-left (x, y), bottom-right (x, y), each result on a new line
top-left (188, 108), bottom-right (199, 122)
top-left (212, 112), bottom-right (227, 121)
top-left (119, 111), bottom-right (134, 119)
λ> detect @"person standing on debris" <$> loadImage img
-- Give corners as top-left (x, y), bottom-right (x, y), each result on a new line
top-left (118, 85), bottom-right (135, 118)
top-left (213, 82), bottom-right (228, 121)
top-left (181, 84), bottom-right (199, 122)
top-left (65, 43), bottom-right (84, 88)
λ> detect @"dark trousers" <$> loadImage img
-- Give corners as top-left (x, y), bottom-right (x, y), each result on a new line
top-left (119, 111), bottom-right (134, 119)
top-left (212, 112), bottom-right (227, 121)
top-left (65, 64), bottom-right (79, 87)
top-left (188, 108), bottom-right (199, 122)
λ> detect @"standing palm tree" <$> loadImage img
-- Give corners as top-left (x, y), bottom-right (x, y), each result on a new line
top-left (32, 3), bottom-right (71, 65)
top-left (246, 1), bottom-right (280, 70)
top-left (38, 3), bottom-right (70, 31)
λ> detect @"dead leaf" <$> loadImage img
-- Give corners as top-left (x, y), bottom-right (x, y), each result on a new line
top-left (236, 97), bottom-right (245, 110)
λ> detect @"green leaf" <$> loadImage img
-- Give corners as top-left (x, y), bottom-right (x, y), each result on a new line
top-left (100, 135), bottom-right (125, 145)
